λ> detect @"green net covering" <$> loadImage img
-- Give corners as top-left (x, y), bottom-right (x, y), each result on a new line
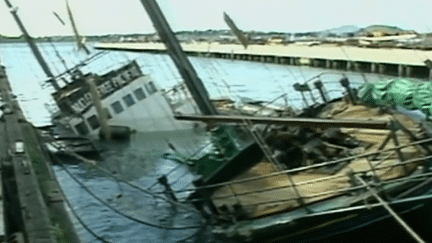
top-left (358, 78), bottom-right (432, 116)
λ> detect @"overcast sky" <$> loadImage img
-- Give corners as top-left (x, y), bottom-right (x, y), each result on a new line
top-left (0, 0), bottom-right (431, 37)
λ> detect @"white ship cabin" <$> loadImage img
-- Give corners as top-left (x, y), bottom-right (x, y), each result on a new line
top-left (52, 61), bottom-right (198, 136)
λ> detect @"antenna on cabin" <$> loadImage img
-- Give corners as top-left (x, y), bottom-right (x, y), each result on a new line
top-left (3, 0), bottom-right (61, 90)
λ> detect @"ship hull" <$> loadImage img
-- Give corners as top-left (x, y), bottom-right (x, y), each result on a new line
top-left (65, 75), bottom-right (200, 137)
top-left (213, 188), bottom-right (432, 242)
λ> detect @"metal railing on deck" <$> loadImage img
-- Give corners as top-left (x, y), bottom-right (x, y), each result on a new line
top-left (160, 72), bottom-right (429, 241)
top-left (162, 136), bottom-right (432, 200)
top-left (173, 123), bottom-right (432, 208)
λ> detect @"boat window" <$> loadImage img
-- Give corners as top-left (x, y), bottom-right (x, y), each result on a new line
top-left (87, 115), bottom-right (100, 130)
top-left (122, 94), bottom-right (136, 107)
top-left (15, 141), bottom-right (25, 154)
top-left (75, 122), bottom-right (89, 135)
top-left (133, 88), bottom-right (146, 101)
top-left (145, 81), bottom-right (157, 95)
top-left (103, 108), bottom-right (112, 119)
top-left (111, 101), bottom-right (124, 114)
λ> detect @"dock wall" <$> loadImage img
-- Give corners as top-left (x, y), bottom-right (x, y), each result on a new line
top-left (96, 42), bottom-right (432, 79)
top-left (0, 65), bottom-right (80, 242)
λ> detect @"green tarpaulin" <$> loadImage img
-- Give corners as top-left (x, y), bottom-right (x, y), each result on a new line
top-left (358, 78), bottom-right (432, 116)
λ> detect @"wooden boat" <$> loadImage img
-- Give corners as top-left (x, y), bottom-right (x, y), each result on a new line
top-left (169, 75), bottom-right (432, 242)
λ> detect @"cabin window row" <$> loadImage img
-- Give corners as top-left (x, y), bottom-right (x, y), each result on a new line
top-left (73, 85), bottom-right (156, 135)
top-left (110, 85), bottom-right (155, 114)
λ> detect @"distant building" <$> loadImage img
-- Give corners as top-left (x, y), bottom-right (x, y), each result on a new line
top-left (268, 36), bottom-right (285, 44)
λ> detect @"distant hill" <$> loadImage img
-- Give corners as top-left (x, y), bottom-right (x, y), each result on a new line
top-left (357, 25), bottom-right (413, 36)
top-left (319, 25), bottom-right (361, 36)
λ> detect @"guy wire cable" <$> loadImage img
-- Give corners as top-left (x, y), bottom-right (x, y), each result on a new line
top-left (57, 176), bottom-right (113, 243)
top-left (55, 151), bottom-right (201, 214)
top-left (339, 46), bottom-right (369, 83)
top-left (58, 162), bottom-right (205, 242)
top-left (58, 161), bottom-right (203, 230)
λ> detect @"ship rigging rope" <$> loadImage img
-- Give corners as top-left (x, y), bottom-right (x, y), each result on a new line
top-left (203, 62), bottom-right (231, 99)
top-left (57, 150), bottom-right (202, 214)
top-left (178, 157), bottom-right (432, 205)
top-left (159, 55), bottom-right (201, 115)
top-left (233, 171), bottom-right (432, 207)
top-left (59, 167), bottom-right (206, 243)
top-left (91, 162), bottom-right (201, 213)
top-left (148, 140), bottom-right (214, 190)
top-left (48, 39), bottom-right (70, 74)
top-left (355, 174), bottom-right (426, 243)
top-left (250, 92), bottom-right (289, 115)
top-left (202, 58), bottom-right (238, 100)
top-left (303, 72), bottom-right (344, 84)
top-left (38, 42), bottom-right (60, 76)
top-left (284, 63), bottom-right (299, 84)
top-left (339, 46), bottom-right (369, 83)
top-left (155, 137), bottom-right (432, 194)
top-left (262, 60), bottom-right (288, 95)
top-left (146, 162), bottom-right (184, 190)
top-left (293, 58), bottom-right (307, 81)
top-left (169, 169), bottom-right (191, 187)
top-left (56, 163), bottom-right (205, 243)
top-left (56, 176), bottom-right (112, 243)
top-left (58, 162), bottom-right (203, 230)
top-left (51, 51), bottom-right (108, 80)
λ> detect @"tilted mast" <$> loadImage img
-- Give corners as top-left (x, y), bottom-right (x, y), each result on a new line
top-left (139, 0), bottom-right (218, 115)
top-left (3, 0), bottom-right (60, 90)
top-left (66, 0), bottom-right (90, 55)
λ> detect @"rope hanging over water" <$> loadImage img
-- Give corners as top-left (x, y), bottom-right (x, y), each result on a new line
top-left (58, 162), bottom-right (203, 230)
top-left (57, 176), bottom-right (113, 243)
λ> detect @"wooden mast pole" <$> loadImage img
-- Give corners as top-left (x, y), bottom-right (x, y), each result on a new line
top-left (139, 0), bottom-right (218, 116)
top-left (3, 0), bottom-right (60, 90)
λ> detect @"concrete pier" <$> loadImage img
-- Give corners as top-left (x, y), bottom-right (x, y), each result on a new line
top-left (96, 42), bottom-right (432, 79)
top-left (354, 63), bottom-right (360, 72)
top-left (332, 61), bottom-right (338, 69)
top-left (371, 63), bottom-right (376, 73)
top-left (347, 62), bottom-right (352, 71)
top-left (398, 65), bottom-right (404, 77)
top-left (290, 57), bottom-right (295, 65)
top-left (379, 64), bottom-right (386, 74)
top-left (406, 66), bottom-right (412, 77)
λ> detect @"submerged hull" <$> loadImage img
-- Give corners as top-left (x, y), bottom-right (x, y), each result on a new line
top-left (52, 61), bottom-right (201, 137)
top-left (67, 75), bottom-right (200, 136)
